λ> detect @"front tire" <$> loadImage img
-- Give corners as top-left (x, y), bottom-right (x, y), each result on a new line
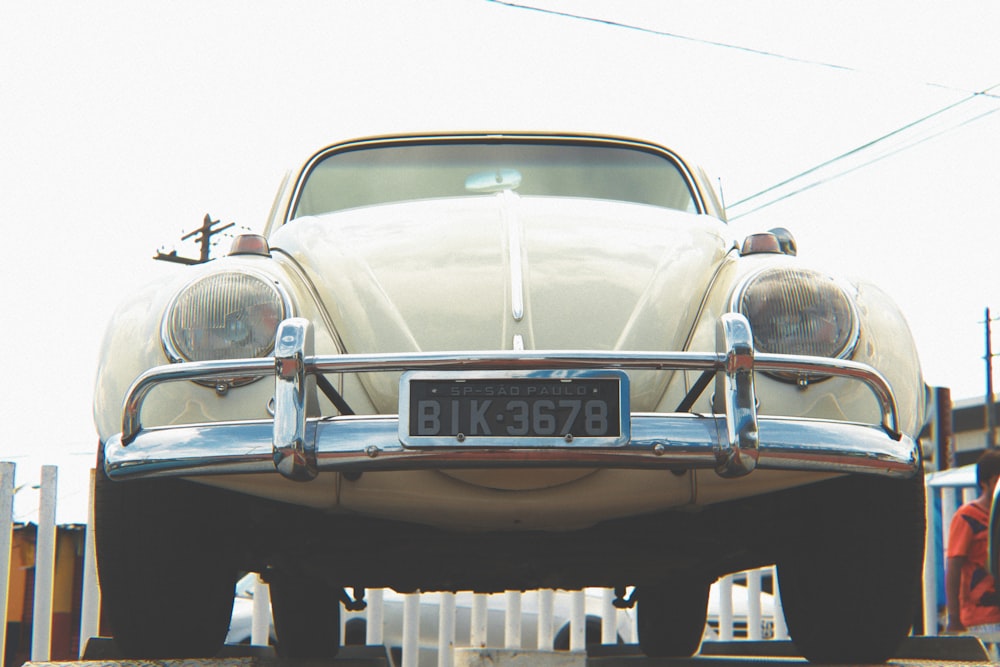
top-left (636, 579), bottom-right (710, 657)
top-left (269, 572), bottom-right (342, 658)
top-left (94, 450), bottom-right (239, 658)
top-left (777, 472), bottom-right (925, 664)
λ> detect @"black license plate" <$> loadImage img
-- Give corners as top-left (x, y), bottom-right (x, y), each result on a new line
top-left (399, 371), bottom-right (628, 447)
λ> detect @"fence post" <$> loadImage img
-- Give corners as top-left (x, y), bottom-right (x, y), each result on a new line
top-left (746, 569), bottom-right (762, 640)
top-left (402, 593), bottom-right (420, 667)
top-left (718, 575), bottom-right (733, 641)
top-left (1, 462), bottom-right (14, 667)
top-left (504, 591), bottom-right (521, 649)
top-left (438, 592), bottom-right (455, 667)
top-left (940, 483), bottom-right (958, 637)
top-left (31, 465), bottom-right (58, 661)
top-left (79, 469), bottom-right (101, 656)
top-left (367, 588), bottom-right (384, 646)
top-left (470, 593), bottom-right (487, 648)
top-left (923, 479), bottom-right (938, 636)
top-left (251, 575), bottom-right (271, 645)
top-left (569, 590), bottom-right (585, 651)
top-left (537, 589), bottom-right (554, 649)
top-left (600, 589), bottom-right (616, 645)
top-left (770, 566), bottom-right (787, 640)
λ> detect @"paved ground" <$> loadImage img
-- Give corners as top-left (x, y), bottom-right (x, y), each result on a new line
top-left (20, 638), bottom-right (999, 667)
top-left (589, 639), bottom-right (997, 666)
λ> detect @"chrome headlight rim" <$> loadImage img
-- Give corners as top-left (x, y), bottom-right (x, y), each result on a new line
top-left (160, 268), bottom-right (293, 391)
top-left (730, 265), bottom-right (860, 386)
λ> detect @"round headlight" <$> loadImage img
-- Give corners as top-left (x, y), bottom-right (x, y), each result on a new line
top-left (163, 271), bottom-right (289, 368)
top-left (733, 267), bottom-right (859, 383)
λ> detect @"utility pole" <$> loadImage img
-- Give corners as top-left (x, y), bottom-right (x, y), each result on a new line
top-left (154, 213), bottom-right (235, 265)
top-left (987, 307), bottom-right (998, 448)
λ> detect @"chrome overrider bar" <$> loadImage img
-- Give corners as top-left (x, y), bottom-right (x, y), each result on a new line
top-left (106, 314), bottom-right (919, 482)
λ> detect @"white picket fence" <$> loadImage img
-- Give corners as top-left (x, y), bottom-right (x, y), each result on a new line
top-left (0, 461), bottom-right (963, 666)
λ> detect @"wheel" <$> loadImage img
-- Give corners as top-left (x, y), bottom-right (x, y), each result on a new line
top-left (94, 448), bottom-right (239, 658)
top-left (777, 472), bottom-right (925, 664)
top-left (553, 615), bottom-right (605, 650)
top-left (636, 579), bottom-right (710, 657)
top-left (344, 618), bottom-right (367, 645)
top-left (269, 572), bottom-right (342, 658)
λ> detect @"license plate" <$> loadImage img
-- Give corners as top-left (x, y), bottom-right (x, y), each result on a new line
top-left (399, 370), bottom-right (629, 447)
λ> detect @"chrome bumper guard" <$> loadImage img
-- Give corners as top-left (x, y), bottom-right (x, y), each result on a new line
top-left (105, 314), bottom-right (919, 482)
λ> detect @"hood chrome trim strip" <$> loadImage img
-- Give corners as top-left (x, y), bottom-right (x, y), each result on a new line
top-left (501, 189), bottom-right (525, 322)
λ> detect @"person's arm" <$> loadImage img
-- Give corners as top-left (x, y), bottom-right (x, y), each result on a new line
top-left (946, 555), bottom-right (967, 633)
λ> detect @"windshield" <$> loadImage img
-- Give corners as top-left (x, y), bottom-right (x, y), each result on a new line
top-left (292, 140), bottom-right (699, 218)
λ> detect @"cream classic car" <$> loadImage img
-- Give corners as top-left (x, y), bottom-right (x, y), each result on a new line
top-left (93, 132), bottom-right (926, 663)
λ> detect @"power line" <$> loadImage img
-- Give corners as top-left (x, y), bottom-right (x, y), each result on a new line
top-left (727, 85), bottom-right (1000, 219)
top-left (488, 1), bottom-right (1000, 215)
top-left (486, 0), bottom-right (996, 97)
top-left (729, 106), bottom-right (1000, 219)
top-left (488, 1), bottom-right (854, 71)
top-left (730, 90), bottom-right (991, 206)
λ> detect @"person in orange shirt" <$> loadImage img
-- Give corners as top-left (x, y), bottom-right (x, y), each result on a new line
top-left (946, 448), bottom-right (1000, 645)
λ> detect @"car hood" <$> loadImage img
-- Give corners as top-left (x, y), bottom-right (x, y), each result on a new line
top-left (269, 194), bottom-right (733, 412)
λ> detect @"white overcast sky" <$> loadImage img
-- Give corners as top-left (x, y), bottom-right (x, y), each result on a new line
top-left (2, 1), bottom-right (999, 521)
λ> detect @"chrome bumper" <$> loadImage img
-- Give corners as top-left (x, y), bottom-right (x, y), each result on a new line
top-left (104, 314), bottom-right (920, 482)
